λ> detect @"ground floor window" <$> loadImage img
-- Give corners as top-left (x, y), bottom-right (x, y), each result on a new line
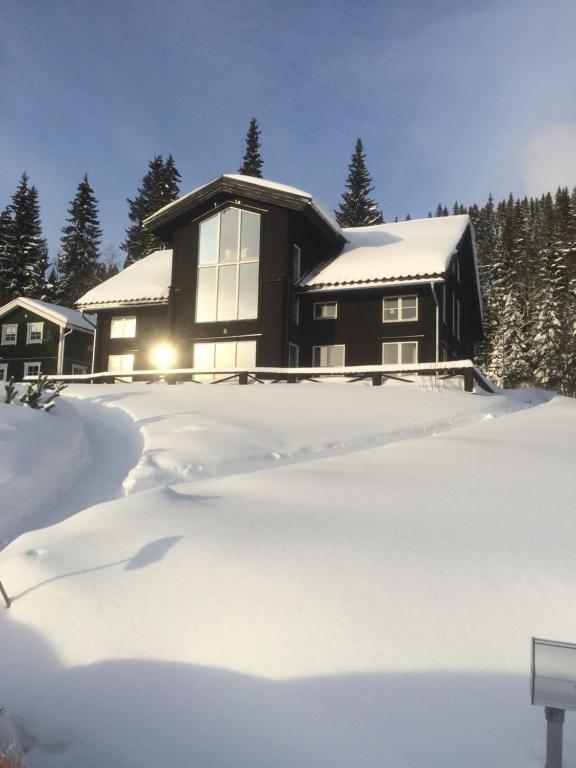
top-left (0, 363), bottom-right (7, 381)
top-left (288, 343), bottom-right (299, 367)
top-left (382, 341), bottom-right (418, 365)
top-left (71, 364), bottom-right (89, 375)
top-left (23, 361), bottom-right (41, 378)
top-left (312, 344), bottom-right (345, 367)
top-left (108, 354), bottom-right (134, 373)
top-left (193, 339), bottom-right (257, 381)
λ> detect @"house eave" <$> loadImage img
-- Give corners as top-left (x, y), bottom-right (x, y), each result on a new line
top-left (297, 276), bottom-right (446, 294)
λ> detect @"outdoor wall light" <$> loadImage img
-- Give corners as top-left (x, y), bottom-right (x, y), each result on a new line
top-left (152, 344), bottom-right (175, 369)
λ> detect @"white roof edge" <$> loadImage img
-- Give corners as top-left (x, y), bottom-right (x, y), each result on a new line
top-left (297, 277), bottom-right (445, 294)
top-left (144, 173), bottom-right (343, 238)
top-left (77, 299), bottom-right (169, 311)
top-left (0, 297), bottom-right (96, 331)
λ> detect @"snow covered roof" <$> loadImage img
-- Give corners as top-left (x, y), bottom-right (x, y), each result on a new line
top-left (76, 249), bottom-right (172, 309)
top-left (143, 174), bottom-right (344, 240)
top-left (0, 297), bottom-right (95, 331)
top-left (299, 215), bottom-right (471, 290)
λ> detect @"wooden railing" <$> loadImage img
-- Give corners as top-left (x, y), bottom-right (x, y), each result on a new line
top-left (25, 361), bottom-right (496, 393)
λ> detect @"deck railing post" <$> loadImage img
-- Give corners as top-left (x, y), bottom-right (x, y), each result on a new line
top-left (371, 374), bottom-right (382, 387)
top-left (463, 368), bottom-right (474, 392)
top-left (238, 372), bottom-right (248, 385)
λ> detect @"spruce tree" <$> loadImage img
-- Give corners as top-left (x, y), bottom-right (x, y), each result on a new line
top-left (0, 206), bottom-right (13, 305)
top-left (3, 174), bottom-right (49, 300)
top-left (121, 155), bottom-right (181, 267)
top-left (336, 138), bottom-right (383, 227)
top-left (238, 118), bottom-right (264, 178)
top-left (57, 174), bottom-right (103, 306)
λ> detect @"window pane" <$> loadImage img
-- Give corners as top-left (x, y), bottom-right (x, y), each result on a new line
top-left (219, 208), bottom-right (239, 263)
top-left (199, 215), bottom-right (219, 265)
top-left (402, 296), bottom-right (417, 320)
top-left (383, 298), bottom-right (399, 321)
top-left (238, 262), bottom-right (259, 319)
top-left (193, 343), bottom-right (214, 369)
top-left (235, 340), bottom-right (257, 368)
top-left (383, 344), bottom-right (399, 365)
top-left (288, 344), bottom-right (299, 367)
top-left (240, 211), bottom-right (260, 261)
top-left (327, 346), bottom-right (344, 366)
top-left (214, 341), bottom-right (236, 369)
top-left (401, 343), bottom-right (418, 364)
top-left (216, 264), bottom-right (237, 320)
top-left (125, 317), bottom-right (136, 336)
top-left (196, 267), bottom-right (217, 321)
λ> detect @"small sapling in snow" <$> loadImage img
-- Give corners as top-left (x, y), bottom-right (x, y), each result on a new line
top-left (3, 378), bottom-right (17, 404)
top-left (18, 374), bottom-right (68, 412)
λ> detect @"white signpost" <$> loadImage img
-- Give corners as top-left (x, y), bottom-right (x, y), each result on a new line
top-left (532, 638), bottom-right (576, 768)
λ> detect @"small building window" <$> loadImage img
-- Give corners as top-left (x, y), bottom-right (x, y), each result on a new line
top-left (26, 322), bottom-right (44, 344)
top-left (313, 302), bottom-right (338, 320)
top-left (312, 344), bottom-right (345, 367)
top-left (108, 354), bottom-right (135, 373)
top-left (382, 295), bottom-right (418, 322)
top-left (293, 244), bottom-right (301, 282)
top-left (71, 364), bottom-right (88, 375)
top-left (0, 363), bottom-right (7, 381)
top-left (288, 343), bottom-right (299, 368)
top-left (382, 341), bottom-right (418, 366)
top-left (291, 296), bottom-right (299, 325)
top-left (1, 324), bottom-right (17, 345)
top-left (23, 361), bottom-right (41, 378)
top-left (110, 316), bottom-right (137, 339)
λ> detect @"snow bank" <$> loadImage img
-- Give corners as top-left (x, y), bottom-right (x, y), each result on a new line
top-left (0, 383), bottom-right (574, 768)
top-left (0, 398), bottom-right (86, 547)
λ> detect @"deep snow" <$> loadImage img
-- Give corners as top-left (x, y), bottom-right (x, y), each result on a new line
top-left (0, 380), bottom-right (575, 767)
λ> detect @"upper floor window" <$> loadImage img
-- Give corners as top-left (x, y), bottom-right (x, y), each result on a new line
top-left (1, 324), bottom-right (17, 345)
top-left (382, 295), bottom-right (418, 322)
top-left (111, 316), bottom-right (137, 338)
top-left (27, 322), bottom-right (44, 344)
top-left (314, 302), bottom-right (338, 320)
top-left (293, 244), bottom-right (301, 282)
top-left (312, 344), bottom-right (345, 368)
top-left (196, 207), bottom-right (260, 322)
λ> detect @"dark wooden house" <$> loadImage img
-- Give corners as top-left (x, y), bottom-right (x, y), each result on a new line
top-left (0, 297), bottom-right (95, 381)
top-left (78, 174), bottom-right (483, 375)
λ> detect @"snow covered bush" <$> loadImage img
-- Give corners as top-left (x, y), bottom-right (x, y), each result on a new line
top-left (3, 375), bottom-right (67, 412)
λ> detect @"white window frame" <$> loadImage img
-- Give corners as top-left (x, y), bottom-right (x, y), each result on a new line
top-left (26, 321), bottom-right (44, 344)
top-left (291, 295), bottom-right (300, 325)
top-left (293, 244), bottom-right (301, 282)
top-left (192, 340), bottom-right (257, 381)
top-left (288, 342), bottom-right (300, 368)
top-left (312, 344), bottom-right (346, 368)
top-left (23, 361), bottom-right (41, 378)
top-left (382, 295), bottom-right (418, 323)
top-left (0, 363), bottom-right (8, 381)
top-left (382, 341), bottom-right (419, 366)
top-left (313, 301), bottom-right (338, 320)
top-left (195, 207), bottom-right (261, 322)
top-left (71, 364), bottom-right (88, 375)
top-left (1, 324), bottom-right (17, 346)
top-left (107, 354), bottom-right (135, 373)
top-left (110, 316), bottom-right (137, 339)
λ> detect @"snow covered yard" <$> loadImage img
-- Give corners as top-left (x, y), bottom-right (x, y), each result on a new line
top-left (1, 380), bottom-right (576, 767)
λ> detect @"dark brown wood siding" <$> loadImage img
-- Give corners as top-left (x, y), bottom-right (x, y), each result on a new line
top-left (93, 306), bottom-right (169, 372)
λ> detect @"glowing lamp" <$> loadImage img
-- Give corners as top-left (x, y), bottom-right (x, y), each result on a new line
top-left (152, 344), bottom-right (175, 369)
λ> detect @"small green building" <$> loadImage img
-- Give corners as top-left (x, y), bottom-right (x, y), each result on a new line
top-left (0, 297), bottom-right (95, 381)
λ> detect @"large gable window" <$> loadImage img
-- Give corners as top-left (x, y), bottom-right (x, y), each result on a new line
top-left (196, 208), bottom-right (260, 322)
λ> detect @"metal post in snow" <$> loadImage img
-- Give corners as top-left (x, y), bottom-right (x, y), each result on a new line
top-left (545, 707), bottom-right (565, 768)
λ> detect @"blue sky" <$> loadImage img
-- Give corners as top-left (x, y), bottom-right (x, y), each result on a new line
top-left (1, 0), bottom-right (575, 261)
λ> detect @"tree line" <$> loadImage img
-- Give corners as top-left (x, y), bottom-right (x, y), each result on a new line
top-left (1, 118), bottom-right (574, 394)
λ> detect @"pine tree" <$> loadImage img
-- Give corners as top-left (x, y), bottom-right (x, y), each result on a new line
top-left (238, 118), bottom-right (264, 178)
top-left (336, 139), bottom-right (383, 227)
top-left (3, 174), bottom-right (49, 300)
top-left (121, 155), bottom-right (181, 267)
top-left (0, 206), bottom-right (13, 304)
top-left (57, 174), bottom-right (103, 306)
